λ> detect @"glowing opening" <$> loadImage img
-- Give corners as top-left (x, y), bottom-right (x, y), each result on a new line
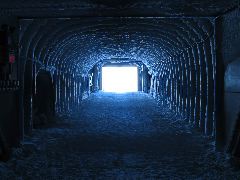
top-left (102, 66), bottom-right (138, 93)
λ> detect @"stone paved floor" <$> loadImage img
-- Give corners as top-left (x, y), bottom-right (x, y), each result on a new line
top-left (0, 92), bottom-right (240, 179)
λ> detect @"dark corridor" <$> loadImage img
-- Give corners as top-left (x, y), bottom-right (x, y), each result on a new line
top-left (33, 70), bottom-right (55, 127)
top-left (0, 0), bottom-right (240, 179)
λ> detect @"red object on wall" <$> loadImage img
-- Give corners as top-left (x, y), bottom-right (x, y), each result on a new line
top-left (9, 54), bottom-right (15, 64)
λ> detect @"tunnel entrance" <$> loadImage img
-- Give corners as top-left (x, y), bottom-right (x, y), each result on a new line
top-left (33, 70), bottom-right (55, 127)
top-left (102, 66), bottom-right (138, 93)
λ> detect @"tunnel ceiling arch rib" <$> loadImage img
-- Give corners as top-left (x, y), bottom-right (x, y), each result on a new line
top-left (0, 0), bottom-right (237, 17)
top-left (20, 18), bottom-right (214, 75)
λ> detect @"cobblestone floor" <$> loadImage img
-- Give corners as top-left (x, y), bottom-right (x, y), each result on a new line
top-left (0, 92), bottom-right (240, 179)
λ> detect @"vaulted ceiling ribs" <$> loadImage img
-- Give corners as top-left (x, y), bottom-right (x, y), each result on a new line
top-left (0, 0), bottom-right (237, 17)
top-left (20, 18), bottom-right (213, 75)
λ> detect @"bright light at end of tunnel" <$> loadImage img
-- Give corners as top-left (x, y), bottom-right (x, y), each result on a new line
top-left (102, 66), bottom-right (138, 93)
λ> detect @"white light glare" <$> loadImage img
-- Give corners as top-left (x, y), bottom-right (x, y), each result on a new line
top-left (102, 66), bottom-right (138, 93)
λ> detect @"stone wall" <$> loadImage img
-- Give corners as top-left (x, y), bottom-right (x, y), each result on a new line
top-left (216, 8), bottom-right (240, 149)
top-left (0, 16), bottom-right (21, 160)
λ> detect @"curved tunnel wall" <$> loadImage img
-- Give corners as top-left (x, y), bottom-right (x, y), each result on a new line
top-left (151, 35), bottom-right (216, 135)
top-left (20, 18), bottom-right (216, 136)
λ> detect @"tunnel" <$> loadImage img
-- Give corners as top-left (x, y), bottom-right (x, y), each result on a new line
top-left (21, 17), bottom-right (216, 132)
top-left (0, 0), bottom-right (240, 179)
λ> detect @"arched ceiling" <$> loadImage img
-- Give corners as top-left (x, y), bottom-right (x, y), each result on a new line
top-left (0, 0), bottom-right (237, 17)
top-left (20, 18), bottom-right (213, 75)
top-left (15, 0), bottom-right (237, 75)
